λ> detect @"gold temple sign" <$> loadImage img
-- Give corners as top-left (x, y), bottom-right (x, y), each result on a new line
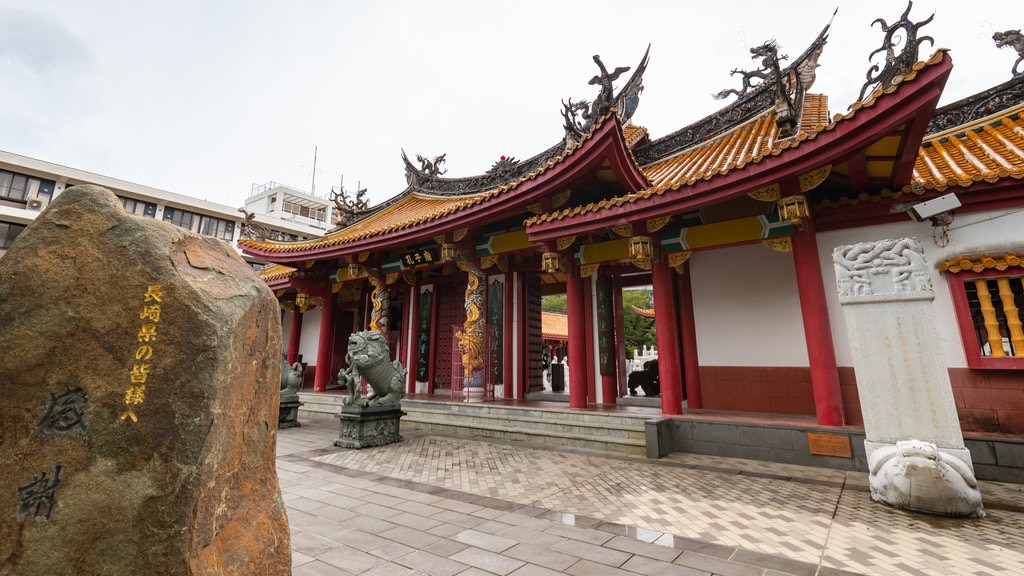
top-left (807, 432), bottom-right (852, 458)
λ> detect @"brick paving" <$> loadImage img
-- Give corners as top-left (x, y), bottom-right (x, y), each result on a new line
top-left (279, 415), bottom-right (1024, 576)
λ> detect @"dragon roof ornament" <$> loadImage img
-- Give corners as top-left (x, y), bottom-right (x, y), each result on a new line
top-left (634, 14), bottom-right (832, 164)
top-left (330, 179), bottom-right (371, 229)
top-left (856, 1), bottom-right (934, 104)
top-left (993, 29), bottom-right (1024, 76)
top-left (562, 45), bottom-right (651, 146)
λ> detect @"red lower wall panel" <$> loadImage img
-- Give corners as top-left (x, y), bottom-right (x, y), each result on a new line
top-left (698, 365), bottom-right (1024, 435)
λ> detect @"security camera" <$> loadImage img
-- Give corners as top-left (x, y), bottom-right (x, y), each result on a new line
top-left (907, 193), bottom-right (961, 222)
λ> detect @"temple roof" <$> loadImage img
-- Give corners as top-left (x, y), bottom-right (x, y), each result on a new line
top-left (541, 310), bottom-right (568, 341)
top-left (238, 115), bottom-right (627, 256)
top-left (525, 50), bottom-right (951, 228)
top-left (907, 73), bottom-right (1024, 194)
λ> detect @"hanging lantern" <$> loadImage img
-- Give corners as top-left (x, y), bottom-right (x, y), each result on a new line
top-left (541, 252), bottom-right (565, 273)
top-left (777, 194), bottom-right (809, 230)
top-left (347, 262), bottom-right (363, 278)
top-left (294, 293), bottom-right (308, 308)
top-left (629, 235), bottom-right (654, 270)
top-left (440, 243), bottom-right (460, 263)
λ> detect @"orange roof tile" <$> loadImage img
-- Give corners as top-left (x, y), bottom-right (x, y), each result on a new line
top-left (541, 310), bottom-right (568, 340)
top-left (622, 124), bottom-right (649, 148)
top-left (907, 102), bottom-right (1024, 193)
top-left (257, 264), bottom-right (296, 282)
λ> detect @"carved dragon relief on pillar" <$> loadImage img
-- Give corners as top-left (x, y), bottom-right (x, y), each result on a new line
top-left (456, 263), bottom-right (487, 399)
top-left (368, 275), bottom-right (390, 335)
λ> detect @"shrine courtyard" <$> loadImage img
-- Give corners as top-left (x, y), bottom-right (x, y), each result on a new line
top-left (277, 415), bottom-right (1024, 576)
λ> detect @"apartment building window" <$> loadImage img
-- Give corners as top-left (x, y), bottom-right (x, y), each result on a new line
top-left (0, 170), bottom-right (55, 203)
top-left (941, 253), bottom-right (1024, 369)
top-left (199, 215), bottom-right (235, 241)
top-left (281, 200), bottom-right (326, 222)
top-left (162, 207), bottom-right (197, 231)
top-left (120, 197), bottom-right (157, 217)
top-left (1, 222), bottom-right (26, 249)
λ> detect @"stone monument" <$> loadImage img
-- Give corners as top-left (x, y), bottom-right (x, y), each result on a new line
top-left (0, 185), bottom-right (292, 573)
top-left (833, 237), bottom-right (984, 517)
top-left (335, 330), bottom-right (407, 449)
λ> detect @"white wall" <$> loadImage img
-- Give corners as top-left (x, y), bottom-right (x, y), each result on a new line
top-left (818, 206), bottom-right (1024, 370)
top-left (690, 243), bottom-right (808, 366)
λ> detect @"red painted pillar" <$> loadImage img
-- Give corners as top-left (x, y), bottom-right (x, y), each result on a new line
top-left (566, 268), bottom-right (588, 409)
top-left (313, 294), bottom-right (335, 393)
top-left (792, 216), bottom-right (846, 426)
top-left (652, 255), bottom-right (683, 415)
top-left (677, 260), bottom-right (702, 408)
top-left (286, 308), bottom-right (303, 366)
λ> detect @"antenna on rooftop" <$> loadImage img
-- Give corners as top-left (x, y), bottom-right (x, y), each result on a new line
top-left (310, 145), bottom-right (318, 195)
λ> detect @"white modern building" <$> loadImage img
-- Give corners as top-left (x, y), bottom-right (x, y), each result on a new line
top-left (0, 149), bottom-right (333, 267)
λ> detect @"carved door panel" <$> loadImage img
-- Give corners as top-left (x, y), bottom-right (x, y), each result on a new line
top-left (433, 279), bottom-right (463, 391)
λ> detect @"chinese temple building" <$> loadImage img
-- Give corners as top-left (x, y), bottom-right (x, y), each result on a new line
top-left (240, 9), bottom-right (1024, 443)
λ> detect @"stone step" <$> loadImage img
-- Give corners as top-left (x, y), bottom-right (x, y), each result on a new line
top-left (399, 400), bottom-right (648, 456)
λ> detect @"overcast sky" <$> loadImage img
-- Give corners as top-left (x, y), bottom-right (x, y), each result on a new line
top-left (2, 1), bottom-right (1022, 209)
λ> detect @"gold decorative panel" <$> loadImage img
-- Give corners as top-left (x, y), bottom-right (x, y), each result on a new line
top-left (579, 264), bottom-right (600, 278)
top-left (747, 183), bottom-right (781, 202)
top-left (551, 189), bottom-right (572, 209)
top-left (799, 164), bottom-right (832, 192)
top-left (646, 216), bottom-right (671, 233)
top-left (556, 235), bottom-right (577, 251)
top-left (667, 251), bottom-right (691, 273)
top-left (611, 224), bottom-right (634, 238)
top-left (762, 238), bottom-right (793, 253)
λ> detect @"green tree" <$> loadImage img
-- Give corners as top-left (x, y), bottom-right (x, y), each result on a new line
top-left (622, 288), bottom-right (655, 357)
top-left (541, 294), bottom-right (566, 312)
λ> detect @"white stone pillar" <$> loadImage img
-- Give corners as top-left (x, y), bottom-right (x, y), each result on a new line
top-left (833, 237), bottom-right (983, 518)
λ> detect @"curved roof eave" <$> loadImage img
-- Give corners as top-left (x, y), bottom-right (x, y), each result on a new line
top-left (525, 51), bottom-right (953, 242)
top-left (240, 114), bottom-right (650, 263)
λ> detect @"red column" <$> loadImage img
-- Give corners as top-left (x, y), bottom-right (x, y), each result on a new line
top-left (286, 308), bottom-right (303, 366)
top-left (313, 294), bottom-right (335, 393)
top-left (792, 217), bottom-right (846, 426)
top-left (677, 261), bottom-right (702, 408)
top-left (652, 255), bottom-right (683, 415)
top-left (566, 268), bottom-right (588, 409)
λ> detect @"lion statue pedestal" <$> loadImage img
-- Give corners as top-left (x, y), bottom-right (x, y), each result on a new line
top-left (333, 330), bottom-right (408, 449)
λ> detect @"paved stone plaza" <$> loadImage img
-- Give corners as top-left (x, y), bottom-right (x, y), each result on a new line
top-left (279, 416), bottom-right (1024, 576)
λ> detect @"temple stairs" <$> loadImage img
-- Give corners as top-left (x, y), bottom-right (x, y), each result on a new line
top-left (296, 392), bottom-right (654, 456)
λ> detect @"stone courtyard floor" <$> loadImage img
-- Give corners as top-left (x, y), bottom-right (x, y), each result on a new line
top-left (278, 415), bottom-right (1024, 576)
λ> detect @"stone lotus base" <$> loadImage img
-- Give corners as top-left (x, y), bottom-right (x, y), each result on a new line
top-left (335, 404), bottom-right (406, 449)
top-left (279, 399), bottom-right (302, 429)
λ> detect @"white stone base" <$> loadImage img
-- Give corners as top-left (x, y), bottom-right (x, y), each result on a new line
top-left (865, 440), bottom-right (985, 518)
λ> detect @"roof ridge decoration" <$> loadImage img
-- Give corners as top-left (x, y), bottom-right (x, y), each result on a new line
top-left (856, 1), bottom-right (934, 104)
top-left (562, 45), bottom-right (651, 147)
top-left (925, 73), bottom-right (1024, 135)
top-left (993, 29), bottom-right (1024, 76)
top-left (633, 15), bottom-right (832, 165)
top-left (329, 179), bottom-right (371, 228)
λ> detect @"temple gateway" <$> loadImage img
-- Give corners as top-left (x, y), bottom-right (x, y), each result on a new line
top-left (240, 7), bottom-right (1024, 472)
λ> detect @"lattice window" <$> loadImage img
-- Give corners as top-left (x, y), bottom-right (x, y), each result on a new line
top-left (946, 264), bottom-right (1024, 369)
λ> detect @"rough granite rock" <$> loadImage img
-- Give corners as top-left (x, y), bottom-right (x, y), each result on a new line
top-left (0, 185), bottom-right (291, 575)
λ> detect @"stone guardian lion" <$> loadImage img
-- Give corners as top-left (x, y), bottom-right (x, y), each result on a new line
top-left (338, 330), bottom-right (406, 406)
